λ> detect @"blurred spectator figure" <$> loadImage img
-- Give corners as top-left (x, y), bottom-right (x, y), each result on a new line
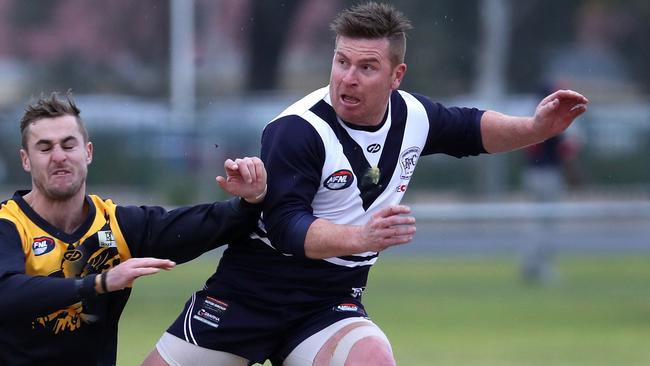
top-left (520, 84), bottom-right (584, 284)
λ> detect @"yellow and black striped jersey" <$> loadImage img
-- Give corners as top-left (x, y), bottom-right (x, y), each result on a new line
top-left (0, 190), bottom-right (261, 365)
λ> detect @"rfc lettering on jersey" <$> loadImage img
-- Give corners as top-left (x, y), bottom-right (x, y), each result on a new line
top-left (399, 146), bottom-right (421, 180)
top-left (323, 169), bottom-right (354, 190)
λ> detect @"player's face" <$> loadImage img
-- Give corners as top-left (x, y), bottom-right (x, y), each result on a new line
top-left (329, 36), bottom-right (406, 126)
top-left (20, 115), bottom-right (92, 201)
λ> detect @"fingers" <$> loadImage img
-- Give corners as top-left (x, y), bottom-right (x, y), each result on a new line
top-left (104, 258), bottom-right (176, 292)
top-left (224, 156), bottom-right (263, 184)
top-left (215, 175), bottom-right (227, 190)
top-left (542, 89), bottom-right (589, 105)
top-left (372, 204), bottom-right (411, 219)
top-left (253, 157), bottom-right (267, 185)
top-left (363, 205), bottom-right (417, 251)
top-left (128, 257), bottom-right (176, 269)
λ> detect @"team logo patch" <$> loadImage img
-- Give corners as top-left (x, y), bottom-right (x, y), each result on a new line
top-left (97, 230), bottom-right (117, 248)
top-left (32, 236), bottom-right (55, 256)
top-left (399, 146), bottom-right (421, 179)
top-left (366, 143), bottom-right (381, 153)
top-left (323, 169), bottom-right (354, 190)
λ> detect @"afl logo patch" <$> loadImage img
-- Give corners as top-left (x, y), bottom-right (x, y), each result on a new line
top-left (63, 249), bottom-right (83, 261)
top-left (366, 143), bottom-right (381, 153)
top-left (32, 236), bottom-right (55, 256)
top-left (323, 169), bottom-right (354, 190)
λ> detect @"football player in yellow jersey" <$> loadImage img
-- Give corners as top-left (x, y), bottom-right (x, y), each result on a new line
top-left (0, 91), bottom-right (267, 365)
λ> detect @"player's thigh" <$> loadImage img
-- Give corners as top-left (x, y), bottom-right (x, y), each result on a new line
top-left (142, 332), bottom-right (248, 366)
top-left (284, 318), bottom-right (394, 366)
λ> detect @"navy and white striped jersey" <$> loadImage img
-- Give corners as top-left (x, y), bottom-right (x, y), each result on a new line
top-left (210, 86), bottom-right (485, 302)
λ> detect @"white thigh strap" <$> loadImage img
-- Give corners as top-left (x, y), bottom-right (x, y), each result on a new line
top-left (156, 332), bottom-right (248, 366)
top-left (331, 325), bottom-right (391, 366)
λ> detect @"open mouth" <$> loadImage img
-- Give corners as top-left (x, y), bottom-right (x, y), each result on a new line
top-left (341, 94), bottom-right (360, 105)
top-left (51, 169), bottom-right (71, 177)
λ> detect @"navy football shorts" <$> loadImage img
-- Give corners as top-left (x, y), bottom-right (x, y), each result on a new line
top-left (165, 289), bottom-right (369, 364)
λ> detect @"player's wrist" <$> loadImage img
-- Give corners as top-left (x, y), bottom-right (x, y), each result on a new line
top-left (244, 185), bottom-right (267, 204)
top-left (94, 272), bottom-right (110, 294)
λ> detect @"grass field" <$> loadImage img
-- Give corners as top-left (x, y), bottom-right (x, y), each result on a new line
top-left (118, 254), bottom-right (650, 365)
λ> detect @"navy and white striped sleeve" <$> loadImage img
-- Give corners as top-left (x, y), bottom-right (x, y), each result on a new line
top-left (261, 115), bottom-right (325, 257)
top-left (412, 93), bottom-right (487, 157)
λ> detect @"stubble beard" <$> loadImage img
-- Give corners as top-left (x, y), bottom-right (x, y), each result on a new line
top-left (35, 175), bottom-right (85, 202)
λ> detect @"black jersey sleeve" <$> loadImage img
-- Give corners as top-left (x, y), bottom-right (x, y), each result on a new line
top-left (116, 197), bottom-right (261, 263)
top-left (411, 93), bottom-right (487, 157)
top-left (0, 219), bottom-right (96, 320)
top-left (260, 116), bottom-right (325, 257)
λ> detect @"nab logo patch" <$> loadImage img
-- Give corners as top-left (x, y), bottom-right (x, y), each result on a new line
top-left (323, 169), bottom-right (354, 190)
top-left (32, 236), bottom-right (55, 256)
top-left (366, 143), bottom-right (381, 153)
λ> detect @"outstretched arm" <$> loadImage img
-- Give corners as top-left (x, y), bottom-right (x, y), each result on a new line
top-left (481, 89), bottom-right (588, 153)
top-left (118, 157), bottom-right (266, 262)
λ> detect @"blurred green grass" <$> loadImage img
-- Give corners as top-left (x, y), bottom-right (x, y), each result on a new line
top-left (118, 254), bottom-right (650, 365)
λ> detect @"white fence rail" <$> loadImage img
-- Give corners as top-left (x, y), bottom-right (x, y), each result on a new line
top-left (410, 201), bottom-right (650, 221)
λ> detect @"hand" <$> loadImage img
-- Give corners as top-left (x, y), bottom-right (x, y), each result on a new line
top-left (216, 156), bottom-right (267, 204)
top-left (533, 89), bottom-right (589, 138)
top-left (102, 257), bottom-right (175, 292)
top-left (358, 205), bottom-right (416, 252)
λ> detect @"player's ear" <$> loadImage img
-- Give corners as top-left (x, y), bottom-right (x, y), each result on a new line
top-left (391, 63), bottom-right (407, 90)
top-left (85, 142), bottom-right (93, 164)
top-left (20, 149), bottom-right (31, 172)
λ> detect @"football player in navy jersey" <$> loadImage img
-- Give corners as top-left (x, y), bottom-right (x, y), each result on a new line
top-left (0, 91), bottom-right (267, 365)
top-left (145, 2), bottom-right (588, 365)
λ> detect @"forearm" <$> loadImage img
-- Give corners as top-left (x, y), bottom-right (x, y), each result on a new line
top-left (480, 110), bottom-right (543, 153)
top-left (304, 218), bottom-right (363, 259)
top-left (120, 198), bottom-right (261, 262)
top-left (0, 274), bottom-right (97, 320)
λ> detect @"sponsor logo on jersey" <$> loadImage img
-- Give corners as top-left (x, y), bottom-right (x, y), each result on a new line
top-left (193, 315), bottom-right (219, 328)
top-left (63, 249), bottom-right (83, 261)
top-left (334, 303), bottom-right (367, 316)
top-left (335, 303), bottom-right (358, 312)
top-left (350, 287), bottom-right (365, 298)
top-left (32, 236), bottom-right (55, 256)
top-left (396, 184), bottom-right (407, 193)
top-left (323, 169), bottom-right (354, 190)
top-left (197, 308), bottom-right (220, 323)
top-left (399, 146), bottom-right (421, 179)
top-left (204, 296), bottom-right (228, 313)
top-left (97, 230), bottom-right (117, 248)
top-left (366, 143), bottom-right (381, 153)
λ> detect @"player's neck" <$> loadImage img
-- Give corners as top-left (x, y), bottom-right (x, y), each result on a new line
top-left (24, 189), bottom-right (88, 234)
